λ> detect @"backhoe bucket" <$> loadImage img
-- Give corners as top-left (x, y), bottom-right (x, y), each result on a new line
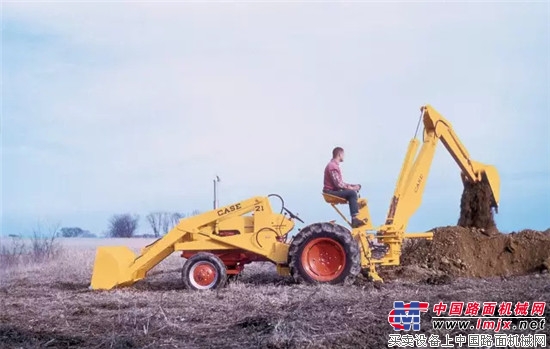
top-left (481, 164), bottom-right (500, 210)
top-left (90, 246), bottom-right (138, 290)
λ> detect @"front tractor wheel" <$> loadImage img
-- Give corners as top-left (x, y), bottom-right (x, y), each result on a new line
top-left (288, 222), bottom-right (360, 285)
top-left (182, 252), bottom-right (227, 291)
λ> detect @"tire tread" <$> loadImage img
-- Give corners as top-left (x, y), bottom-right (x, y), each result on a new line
top-left (288, 222), bottom-right (360, 285)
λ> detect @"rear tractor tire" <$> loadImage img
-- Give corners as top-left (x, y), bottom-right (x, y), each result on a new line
top-left (182, 252), bottom-right (227, 291)
top-left (288, 222), bottom-right (360, 285)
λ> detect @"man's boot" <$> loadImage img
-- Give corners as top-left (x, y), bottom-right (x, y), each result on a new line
top-left (351, 217), bottom-right (366, 228)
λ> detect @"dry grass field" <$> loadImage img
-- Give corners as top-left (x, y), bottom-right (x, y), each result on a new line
top-left (0, 237), bottom-right (549, 349)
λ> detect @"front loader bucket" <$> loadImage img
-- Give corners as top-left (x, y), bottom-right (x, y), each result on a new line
top-left (90, 246), bottom-right (138, 290)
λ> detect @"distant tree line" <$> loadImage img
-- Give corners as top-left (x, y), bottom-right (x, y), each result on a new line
top-left (108, 210), bottom-right (200, 238)
top-left (57, 227), bottom-right (96, 238)
top-left (57, 210), bottom-right (200, 239)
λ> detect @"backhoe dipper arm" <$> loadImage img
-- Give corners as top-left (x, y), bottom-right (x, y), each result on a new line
top-left (384, 105), bottom-right (500, 231)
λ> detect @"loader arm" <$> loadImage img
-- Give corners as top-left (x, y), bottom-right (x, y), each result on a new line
top-left (90, 196), bottom-right (277, 290)
top-left (384, 104), bottom-right (500, 231)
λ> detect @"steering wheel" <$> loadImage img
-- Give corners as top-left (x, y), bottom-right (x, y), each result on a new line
top-left (283, 207), bottom-right (305, 223)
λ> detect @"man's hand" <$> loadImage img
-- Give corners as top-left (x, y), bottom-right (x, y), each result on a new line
top-left (351, 184), bottom-right (361, 191)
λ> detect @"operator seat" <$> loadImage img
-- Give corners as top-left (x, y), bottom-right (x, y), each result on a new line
top-left (322, 193), bottom-right (348, 205)
top-left (323, 192), bottom-right (366, 208)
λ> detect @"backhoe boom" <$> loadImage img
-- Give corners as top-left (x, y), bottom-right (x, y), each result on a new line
top-left (384, 105), bottom-right (500, 232)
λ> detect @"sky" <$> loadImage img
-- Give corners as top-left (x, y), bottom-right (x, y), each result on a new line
top-left (2, 1), bottom-right (549, 237)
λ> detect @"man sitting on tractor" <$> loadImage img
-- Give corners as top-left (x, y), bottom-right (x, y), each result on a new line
top-left (323, 147), bottom-right (366, 228)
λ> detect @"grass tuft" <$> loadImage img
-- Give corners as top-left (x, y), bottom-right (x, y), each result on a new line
top-left (0, 225), bottom-right (63, 269)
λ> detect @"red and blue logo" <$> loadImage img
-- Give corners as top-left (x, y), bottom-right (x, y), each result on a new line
top-left (388, 301), bottom-right (429, 331)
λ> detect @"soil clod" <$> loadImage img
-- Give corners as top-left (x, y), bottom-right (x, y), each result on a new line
top-left (458, 180), bottom-right (496, 230)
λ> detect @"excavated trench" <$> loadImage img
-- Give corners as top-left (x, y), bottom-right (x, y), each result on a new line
top-left (385, 180), bottom-right (550, 281)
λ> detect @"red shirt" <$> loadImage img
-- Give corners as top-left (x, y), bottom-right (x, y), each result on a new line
top-left (323, 159), bottom-right (350, 191)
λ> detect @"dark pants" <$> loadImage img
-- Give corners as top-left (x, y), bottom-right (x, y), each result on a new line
top-left (324, 189), bottom-right (359, 217)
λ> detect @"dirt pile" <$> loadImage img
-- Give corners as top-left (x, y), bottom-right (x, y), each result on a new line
top-left (378, 179), bottom-right (550, 282)
top-left (457, 180), bottom-right (497, 232)
top-left (399, 227), bottom-right (550, 278)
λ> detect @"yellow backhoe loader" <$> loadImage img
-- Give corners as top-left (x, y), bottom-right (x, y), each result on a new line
top-left (90, 105), bottom-right (500, 291)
